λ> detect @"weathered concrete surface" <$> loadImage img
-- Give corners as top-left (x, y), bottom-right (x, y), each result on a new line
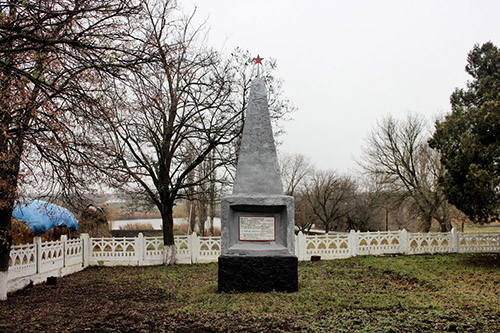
top-left (220, 195), bottom-right (295, 256)
top-left (220, 77), bottom-right (295, 257)
top-left (233, 77), bottom-right (283, 195)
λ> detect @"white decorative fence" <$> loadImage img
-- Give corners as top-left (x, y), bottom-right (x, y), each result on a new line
top-left (7, 235), bottom-right (85, 292)
top-left (7, 229), bottom-right (500, 293)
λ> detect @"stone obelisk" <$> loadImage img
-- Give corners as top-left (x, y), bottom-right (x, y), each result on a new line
top-left (218, 56), bottom-right (298, 292)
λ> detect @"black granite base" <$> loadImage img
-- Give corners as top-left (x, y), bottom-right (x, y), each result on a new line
top-left (218, 255), bottom-right (298, 293)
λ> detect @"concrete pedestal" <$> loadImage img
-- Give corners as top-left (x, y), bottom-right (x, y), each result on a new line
top-left (218, 255), bottom-right (298, 293)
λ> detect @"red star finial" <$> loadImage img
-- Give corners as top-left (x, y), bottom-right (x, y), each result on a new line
top-left (253, 55), bottom-right (264, 64)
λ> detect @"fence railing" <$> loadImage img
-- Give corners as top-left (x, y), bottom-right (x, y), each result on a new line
top-left (7, 235), bottom-right (86, 293)
top-left (7, 229), bottom-right (500, 294)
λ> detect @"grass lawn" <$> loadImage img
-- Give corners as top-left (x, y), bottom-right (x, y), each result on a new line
top-left (462, 224), bottom-right (500, 233)
top-left (1, 253), bottom-right (499, 332)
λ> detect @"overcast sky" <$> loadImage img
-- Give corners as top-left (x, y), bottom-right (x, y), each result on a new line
top-left (181, 0), bottom-right (500, 175)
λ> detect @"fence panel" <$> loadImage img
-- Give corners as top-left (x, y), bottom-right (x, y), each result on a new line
top-left (357, 231), bottom-right (401, 255)
top-left (8, 243), bottom-right (37, 280)
top-left (144, 236), bottom-right (164, 264)
top-left (305, 234), bottom-right (351, 259)
top-left (90, 237), bottom-right (137, 265)
top-left (174, 235), bottom-right (191, 264)
top-left (198, 236), bottom-right (221, 262)
top-left (39, 240), bottom-right (64, 273)
top-left (408, 232), bottom-right (452, 254)
top-left (458, 232), bottom-right (500, 253)
top-left (65, 238), bottom-right (83, 267)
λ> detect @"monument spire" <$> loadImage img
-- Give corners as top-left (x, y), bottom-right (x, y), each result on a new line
top-left (218, 54), bottom-right (297, 293)
top-left (232, 64), bottom-right (283, 195)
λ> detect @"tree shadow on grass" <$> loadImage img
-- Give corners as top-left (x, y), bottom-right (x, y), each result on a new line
top-left (461, 253), bottom-right (500, 268)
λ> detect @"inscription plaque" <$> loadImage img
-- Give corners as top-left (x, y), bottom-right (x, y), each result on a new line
top-left (239, 216), bottom-right (276, 241)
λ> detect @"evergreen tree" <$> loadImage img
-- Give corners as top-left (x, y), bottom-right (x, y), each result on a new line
top-left (429, 42), bottom-right (500, 224)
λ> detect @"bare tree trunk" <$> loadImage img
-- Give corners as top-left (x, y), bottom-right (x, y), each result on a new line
top-left (163, 244), bottom-right (176, 266)
top-left (439, 220), bottom-right (449, 232)
top-left (198, 200), bottom-right (207, 237)
top-left (385, 209), bottom-right (389, 231)
top-left (421, 217), bottom-right (432, 233)
top-left (209, 210), bottom-right (215, 236)
top-left (0, 137), bottom-right (21, 300)
top-left (0, 206), bottom-right (13, 301)
top-left (188, 200), bottom-right (197, 235)
top-left (160, 204), bottom-right (176, 265)
top-left (0, 201), bottom-right (14, 301)
top-left (208, 150), bottom-right (216, 236)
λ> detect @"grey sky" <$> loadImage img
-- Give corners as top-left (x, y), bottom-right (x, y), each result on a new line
top-left (182, 0), bottom-right (500, 175)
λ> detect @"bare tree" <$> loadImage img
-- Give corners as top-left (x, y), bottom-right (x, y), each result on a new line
top-left (303, 170), bottom-right (356, 233)
top-left (195, 158), bottom-right (209, 237)
top-left (0, 0), bottom-right (140, 300)
top-left (206, 150), bottom-right (218, 235)
top-left (279, 153), bottom-right (314, 233)
top-left (279, 153), bottom-right (313, 196)
top-left (344, 177), bottom-right (385, 231)
top-left (183, 147), bottom-right (225, 236)
top-left (360, 114), bottom-right (455, 232)
top-left (294, 191), bottom-right (317, 233)
top-left (91, 1), bottom-right (241, 264)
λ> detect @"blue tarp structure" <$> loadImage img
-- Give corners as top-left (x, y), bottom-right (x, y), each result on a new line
top-left (12, 199), bottom-right (78, 235)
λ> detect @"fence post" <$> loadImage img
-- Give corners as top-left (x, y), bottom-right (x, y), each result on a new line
top-left (190, 233), bottom-right (199, 264)
top-left (34, 237), bottom-right (42, 274)
top-left (399, 229), bottom-right (409, 254)
top-left (498, 231), bottom-right (500, 253)
top-left (136, 233), bottom-right (145, 265)
top-left (349, 230), bottom-right (358, 257)
top-left (61, 235), bottom-right (68, 268)
top-left (297, 231), bottom-right (307, 261)
top-left (450, 228), bottom-right (459, 253)
top-left (81, 233), bottom-right (90, 268)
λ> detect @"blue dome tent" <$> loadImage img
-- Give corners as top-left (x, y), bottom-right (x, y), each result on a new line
top-left (12, 199), bottom-right (78, 235)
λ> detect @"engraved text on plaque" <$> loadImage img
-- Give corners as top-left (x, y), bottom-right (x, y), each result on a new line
top-left (239, 216), bottom-right (276, 241)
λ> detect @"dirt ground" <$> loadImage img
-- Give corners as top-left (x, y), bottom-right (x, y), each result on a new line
top-left (0, 267), bottom-right (299, 332)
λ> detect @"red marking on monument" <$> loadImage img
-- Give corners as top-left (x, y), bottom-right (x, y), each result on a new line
top-left (253, 55), bottom-right (264, 64)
